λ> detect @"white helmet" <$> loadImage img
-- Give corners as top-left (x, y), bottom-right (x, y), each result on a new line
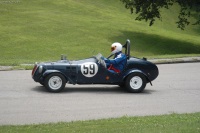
top-left (111, 42), bottom-right (122, 54)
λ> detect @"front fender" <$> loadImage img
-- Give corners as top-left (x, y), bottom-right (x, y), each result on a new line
top-left (122, 69), bottom-right (152, 85)
top-left (42, 70), bottom-right (75, 84)
top-left (43, 70), bottom-right (63, 77)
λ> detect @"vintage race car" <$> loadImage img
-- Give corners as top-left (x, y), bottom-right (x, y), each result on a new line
top-left (32, 40), bottom-right (159, 93)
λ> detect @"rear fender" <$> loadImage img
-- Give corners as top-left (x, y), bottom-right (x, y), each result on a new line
top-left (123, 69), bottom-right (152, 86)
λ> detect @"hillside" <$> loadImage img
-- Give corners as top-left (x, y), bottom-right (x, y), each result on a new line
top-left (0, 0), bottom-right (199, 65)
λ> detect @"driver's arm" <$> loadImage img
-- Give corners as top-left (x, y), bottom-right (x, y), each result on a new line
top-left (105, 54), bottom-right (126, 65)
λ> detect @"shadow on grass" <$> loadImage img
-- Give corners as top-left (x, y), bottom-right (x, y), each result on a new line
top-left (190, 11), bottom-right (200, 34)
top-left (110, 31), bottom-right (200, 56)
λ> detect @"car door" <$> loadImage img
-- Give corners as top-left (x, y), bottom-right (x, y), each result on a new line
top-left (77, 61), bottom-right (109, 84)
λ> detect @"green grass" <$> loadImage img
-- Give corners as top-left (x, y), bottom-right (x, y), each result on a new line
top-left (0, 0), bottom-right (200, 66)
top-left (0, 112), bottom-right (200, 133)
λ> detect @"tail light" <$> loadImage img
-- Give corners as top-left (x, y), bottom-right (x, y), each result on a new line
top-left (32, 64), bottom-right (38, 76)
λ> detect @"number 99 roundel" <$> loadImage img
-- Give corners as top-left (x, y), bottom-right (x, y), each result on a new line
top-left (81, 62), bottom-right (98, 77)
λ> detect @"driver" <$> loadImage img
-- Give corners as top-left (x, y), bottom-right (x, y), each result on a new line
top-left (103, 42), bottom-right (127, 73)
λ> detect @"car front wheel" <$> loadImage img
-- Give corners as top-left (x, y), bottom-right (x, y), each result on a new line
top-left (44, 73), bottom-right (66, 93)
top-left (125, 73), bottom-right (146, 93)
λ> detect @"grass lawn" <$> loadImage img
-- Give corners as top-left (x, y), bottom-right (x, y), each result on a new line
top-left (0, 0), bottom-right (200, 66)
top-left (0, 112), bottom-right (200, 133)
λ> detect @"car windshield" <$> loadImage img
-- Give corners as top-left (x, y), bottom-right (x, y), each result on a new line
top-left (95, 53), bottom-right (103, 61)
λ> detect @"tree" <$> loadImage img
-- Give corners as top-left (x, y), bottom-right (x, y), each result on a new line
top-left (120, 0), bottom-right (200, 30)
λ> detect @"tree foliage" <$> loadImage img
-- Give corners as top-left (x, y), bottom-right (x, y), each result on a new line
top-left (120, 0), bottom-right (200, 30)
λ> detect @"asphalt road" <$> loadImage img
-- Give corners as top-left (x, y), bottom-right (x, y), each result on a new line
top-left (0, 63), bottom-right (200, 125)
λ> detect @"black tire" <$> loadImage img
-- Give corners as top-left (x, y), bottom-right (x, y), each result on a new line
top-left (125, 73), bottom-right (147, 93)
top-left (44, 73), bottom-right (66, 93)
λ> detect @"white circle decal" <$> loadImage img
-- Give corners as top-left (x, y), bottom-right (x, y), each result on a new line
top-left (81, 62), bottom-right (98, 77)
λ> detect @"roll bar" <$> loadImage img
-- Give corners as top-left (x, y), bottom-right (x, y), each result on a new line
top-left (123, 39), bottom-right (130, 59)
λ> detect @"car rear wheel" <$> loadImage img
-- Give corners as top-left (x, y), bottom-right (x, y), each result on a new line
top-left (125, 73), bottom-right (146, 93)
top-left (44, 73), bottom-right (66, 92)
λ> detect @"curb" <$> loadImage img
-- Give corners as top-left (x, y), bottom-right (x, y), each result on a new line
top-left (0, 66), bottom-right (13, 71)
top-left (149, 57), bottom-right (200, 64)
top-left (0, 57), bottom-right (200, 71)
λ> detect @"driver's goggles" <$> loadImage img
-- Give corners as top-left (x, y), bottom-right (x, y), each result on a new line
top-left (111, 46), bottom-right (116, 51)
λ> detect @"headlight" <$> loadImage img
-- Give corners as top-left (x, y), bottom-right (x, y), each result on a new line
top-left (32, 64), bottom-right (38, 76)
top-left (38, 66), bottom-right (43, 73)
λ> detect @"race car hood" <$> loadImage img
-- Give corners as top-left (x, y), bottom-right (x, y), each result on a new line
top-left (38, 57), bottom-right (98, 70)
